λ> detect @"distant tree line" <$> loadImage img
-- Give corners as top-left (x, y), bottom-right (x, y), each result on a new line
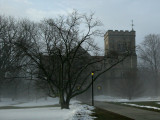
top-left (138, 34), bottom-right (160, 97)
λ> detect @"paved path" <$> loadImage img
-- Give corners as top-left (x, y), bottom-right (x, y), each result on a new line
top-left (94, 101), bottom-right (160, 120)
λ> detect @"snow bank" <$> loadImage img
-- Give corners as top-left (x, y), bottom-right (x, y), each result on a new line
top-left (67, 102), bottom-right (95, 120)
top-left (123, 103), bottom-right (160, 110)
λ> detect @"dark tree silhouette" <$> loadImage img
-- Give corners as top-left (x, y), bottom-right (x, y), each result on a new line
top-left (14, 11), bottom-right (131, 109)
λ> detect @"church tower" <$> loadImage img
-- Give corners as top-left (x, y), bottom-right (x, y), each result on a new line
top-left (103, 30), bottom-right (137, 96)
top-left (104, 30), bottom-right (137, 69)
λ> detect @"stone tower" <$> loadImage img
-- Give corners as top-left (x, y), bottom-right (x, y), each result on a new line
top-left (104, 30), bottom-right (137, 69)
top-left (103, 30), bottom-right (137, 95)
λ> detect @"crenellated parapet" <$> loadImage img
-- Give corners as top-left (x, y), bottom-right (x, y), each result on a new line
top-left (104, 29), bottom-right (136, 57)
top-left (104, 30), bottom-right (135, 38)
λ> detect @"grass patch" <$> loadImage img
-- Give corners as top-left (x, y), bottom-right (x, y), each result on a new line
top-left (0, 104), bottom-right (60, 109)
top-left (92, 107), bottom-right (133, 120)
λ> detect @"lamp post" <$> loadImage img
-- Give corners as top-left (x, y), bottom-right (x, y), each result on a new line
top-left (91, 72), bottom-right (94, 106)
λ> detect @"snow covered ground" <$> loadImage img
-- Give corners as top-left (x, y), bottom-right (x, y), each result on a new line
top-left (0, 97), bottom-right (95, 120)
top-left (0, 97), bottom-right (59, 107)
top-left (95, 95), bottom-right (160, 102)
top-left (95, 95), bottom-right (160, 112)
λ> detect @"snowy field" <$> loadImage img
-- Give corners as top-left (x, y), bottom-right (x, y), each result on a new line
top-left (0, 97), bottom-right (59, 107)
top-left (1, 95), bottom-right (160, 120)
top-left (0, 97), bottom-right (95, 120)
top-left (95, 95), bottom-right (160, 102)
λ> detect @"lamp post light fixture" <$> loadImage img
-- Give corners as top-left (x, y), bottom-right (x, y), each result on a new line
top-left (91, 71), bottom-right (94, 106)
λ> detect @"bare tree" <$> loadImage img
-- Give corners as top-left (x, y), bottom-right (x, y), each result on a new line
top-left (138, 34), bottom-right (160, 96)
top-left (0, 16), bottom-right (24, 101)
top-left (15, 11), bottom-right (131, 109)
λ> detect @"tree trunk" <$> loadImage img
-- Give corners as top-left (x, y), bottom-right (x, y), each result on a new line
top-left (0, 91), bottom-right (1, 102)
top-left (27, 85), bottom-right (30, 100)
top-left (154, 73), bottom-right (159, 97)
top-left (45, 96), bottom-right (47, 100)
top-left (128, 95), bottom-right (132, 100)
top-left (155, 78), bottom-right (159, 97)
top-left (61, 102), bottom-right (69, 109)
top-left (59, 93), bottom-right (70, 109)
top-left (60, 99), bottom-right (70, 109)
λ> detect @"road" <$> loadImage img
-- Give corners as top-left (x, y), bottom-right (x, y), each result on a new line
top-left (94, 101), bottom-right (160, 120)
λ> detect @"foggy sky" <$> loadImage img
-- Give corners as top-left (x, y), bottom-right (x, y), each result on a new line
top-left (0, 0), bottom-right (160, 51)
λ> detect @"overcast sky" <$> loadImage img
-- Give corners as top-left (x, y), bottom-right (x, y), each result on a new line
top-left (0, 0), bottom-right (160, 50)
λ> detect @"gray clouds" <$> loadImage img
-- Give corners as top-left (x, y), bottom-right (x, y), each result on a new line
top-left (0, 0), bottom-right (160, 50)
